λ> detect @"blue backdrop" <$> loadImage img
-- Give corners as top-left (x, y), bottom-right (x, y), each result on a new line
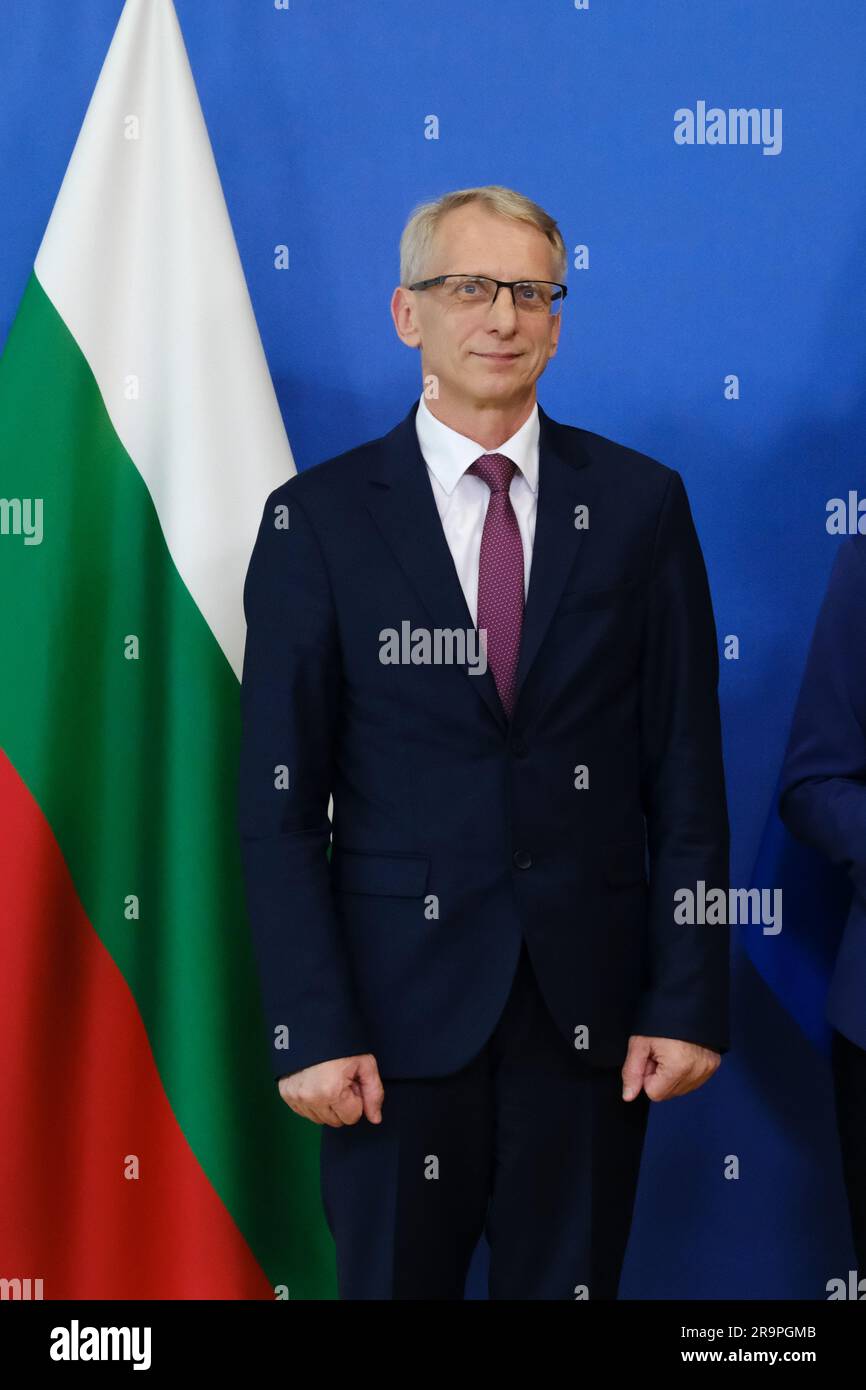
top-left (2, 0), bottom-right (863, 1299)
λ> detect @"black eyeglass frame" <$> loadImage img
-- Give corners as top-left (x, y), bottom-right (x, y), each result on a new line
top-left (407, 273), bottom-right (568, 312)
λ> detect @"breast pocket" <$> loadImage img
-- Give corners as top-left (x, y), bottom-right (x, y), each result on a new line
top-left (556, 578), bottom-right (645, 616)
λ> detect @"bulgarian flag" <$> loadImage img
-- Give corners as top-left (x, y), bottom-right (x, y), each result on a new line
top-left (0, 0), bottom-right (334, 1298)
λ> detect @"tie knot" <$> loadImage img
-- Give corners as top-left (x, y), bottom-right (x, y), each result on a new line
top-left (467, 452), bottom-right (517, 493)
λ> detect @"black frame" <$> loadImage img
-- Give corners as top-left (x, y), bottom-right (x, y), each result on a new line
top-left (407, 274), bottom-right (568, 312)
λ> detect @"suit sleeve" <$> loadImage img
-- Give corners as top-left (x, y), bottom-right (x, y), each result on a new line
top-left (633, 468), bottom-right (731, 1053)
top-left (778, 538), bottom-right (866, 885)
top-left (237, 483), bottom-right (372, 1080)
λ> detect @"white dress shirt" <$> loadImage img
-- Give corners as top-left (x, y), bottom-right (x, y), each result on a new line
top-left (414, 390), bottom-right (539, 625)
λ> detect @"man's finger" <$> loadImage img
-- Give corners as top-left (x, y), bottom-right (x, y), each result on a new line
top-left (357, 1056), bottom-right (385, 1123)
top-left (330, 1084), bottom-right (364, 1126)
top-left (622, 1036), bottom-right (652, 1100)
top-left (644, 1063), bottom-right (704, 1101)
top-left (321, 1102), bottom-right (350, 1127)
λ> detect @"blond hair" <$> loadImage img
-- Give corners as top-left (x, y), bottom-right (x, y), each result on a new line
top-left (399, 185), bottom-right (567, 287)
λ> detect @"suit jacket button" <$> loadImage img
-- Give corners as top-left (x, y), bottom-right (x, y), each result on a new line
top-left (513, 850), bottom-right (532, 870)
top-left (512, 739), bottom-right (528, 758)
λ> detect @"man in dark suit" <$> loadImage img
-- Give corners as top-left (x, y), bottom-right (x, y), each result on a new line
top-left (779, 534), bottom-right (866, 1270)
top-left (238, 185), bottom-right (730, 1299)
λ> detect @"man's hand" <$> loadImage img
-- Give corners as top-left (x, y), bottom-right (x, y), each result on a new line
top-left (277, 1054), bottom-right (385, 1126)
top-left (621, 1035), bottom-right (721, 1102)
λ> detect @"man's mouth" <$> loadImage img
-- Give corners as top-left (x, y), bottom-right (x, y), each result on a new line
top-left (472, 351), bottom-right (522, 360)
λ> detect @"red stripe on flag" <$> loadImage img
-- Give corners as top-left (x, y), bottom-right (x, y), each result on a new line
top-left (0, 749), bottom-right (274, 1298)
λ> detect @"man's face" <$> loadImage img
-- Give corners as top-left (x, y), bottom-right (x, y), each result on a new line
top-left (392, 204), bottom-right (563, 410)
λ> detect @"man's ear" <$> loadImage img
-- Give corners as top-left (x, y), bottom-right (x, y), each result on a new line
top-left (390, 286), bottom-right (422, 348)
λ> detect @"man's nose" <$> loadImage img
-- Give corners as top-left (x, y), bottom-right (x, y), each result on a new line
top-left (488, 283), bottom-right (519, 326)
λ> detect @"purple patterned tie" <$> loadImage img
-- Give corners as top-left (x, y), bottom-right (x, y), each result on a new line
top-left (467, 452), bottom-right (525, 718)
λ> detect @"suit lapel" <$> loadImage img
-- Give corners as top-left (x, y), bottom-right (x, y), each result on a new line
top-left (365, 398), bottom-right (592, 730)
top-left (366, 400), bottom-right (507, 730)
top-left (513, 402), bottom-right (592, 708)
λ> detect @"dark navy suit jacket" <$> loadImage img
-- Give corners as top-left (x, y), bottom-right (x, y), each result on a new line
top-left (237, 398), bottom-right (730, 1080)
top-left (779, 535), bottom-right (866, 1051)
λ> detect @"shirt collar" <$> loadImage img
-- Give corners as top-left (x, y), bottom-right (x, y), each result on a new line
top-left (415, 390), bottom-right (540, 495)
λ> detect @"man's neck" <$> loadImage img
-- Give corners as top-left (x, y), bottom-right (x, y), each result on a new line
top-left (422, 392), bottom-right (536, 451)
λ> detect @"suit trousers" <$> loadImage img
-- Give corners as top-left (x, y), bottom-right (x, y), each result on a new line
top-left (319, 937), bottom-right (651, 1299)
top-left (831, 1026), bottom-right (866, 1272)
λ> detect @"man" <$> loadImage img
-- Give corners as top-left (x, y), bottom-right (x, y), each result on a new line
top-left (237, 185), bottom-right (730, 1300)
top-left (779, 534), bottom-right (866, 1270)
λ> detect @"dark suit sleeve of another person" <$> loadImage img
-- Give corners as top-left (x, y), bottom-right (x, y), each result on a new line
top-left (237, 483), bottom-right (371, 1081)
top-left (778, 537), bottom-right (866, 882)
top-left (633, 468), bottom-right (731, 1053)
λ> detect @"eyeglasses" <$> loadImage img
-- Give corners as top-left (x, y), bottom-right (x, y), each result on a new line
top-left (407, 274), bottom-right (568, 316)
